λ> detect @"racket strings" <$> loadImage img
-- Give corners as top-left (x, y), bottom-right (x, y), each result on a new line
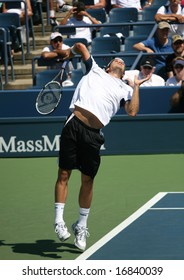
top-left (36, 81), bottom-right (62, 114)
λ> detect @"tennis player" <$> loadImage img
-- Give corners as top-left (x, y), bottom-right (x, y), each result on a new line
top-left (54, 43), bottom-right (151, 251)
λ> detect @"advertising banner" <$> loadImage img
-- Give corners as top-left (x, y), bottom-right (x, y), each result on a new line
top-left (0, 115), bottom-right (184, 158)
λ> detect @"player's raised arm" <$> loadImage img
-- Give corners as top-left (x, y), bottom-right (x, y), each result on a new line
top-left (62, 42), bottom-right (91, 62)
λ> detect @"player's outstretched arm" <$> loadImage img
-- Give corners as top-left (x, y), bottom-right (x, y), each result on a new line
top-left (61, 43), bottom-right (90, 62)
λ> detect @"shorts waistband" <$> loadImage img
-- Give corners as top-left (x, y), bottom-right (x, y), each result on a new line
top-left (73, 115), bottom-right (100, 133)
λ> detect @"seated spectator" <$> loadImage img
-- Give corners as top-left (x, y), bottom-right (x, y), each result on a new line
top-left (155, 0), bottom-right (184, 37)
top-left (166, 34), bottom-right (184, 78)
top-left (2, 0), bottom-right (33, 53)
top-left (2, 0), bottom-right (33, 25)
top-left (133, 22), bottom-right (173, 71)
top-left (166, 56), bottom-right (184, 86)
top-left (124, 57), bottom-right (165, 87)
top-left (2, 0), bottom-right (33, 45)
top-left (41, 32), bottom-right (74, 86)
top-left (49, 0), bottom-right (72, 26)
top-left (110, 0), bottom-right (153, 10)
top-left (85, 0), bottom-right (106, 9)
top-left (59, 1), bottom-right (101, 44)
top-left (169, 80), bottom-right (184, 113)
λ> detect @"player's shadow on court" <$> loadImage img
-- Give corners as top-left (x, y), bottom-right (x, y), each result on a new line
top-left (0, 239), bottom-right (81, 259)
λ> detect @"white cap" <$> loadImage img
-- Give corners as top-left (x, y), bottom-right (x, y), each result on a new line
top-left (50, 32), bottom-right (63, 41)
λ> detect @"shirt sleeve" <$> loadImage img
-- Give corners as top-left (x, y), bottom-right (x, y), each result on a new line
top-left (81, 56), bottom-right (98, 74)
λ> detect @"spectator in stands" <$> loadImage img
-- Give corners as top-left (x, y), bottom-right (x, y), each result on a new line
top-left (110, 0), bottom-right (153, 10)
top-left (155, 0), bottom-right (184, 37)
top-left (166, 34), bottom-right (184, 78)
top-left (2, 0), bottom-right (33, 25)
top-left (85, 0), bottom-right (106, 9)
top-left (133, 21), bottom-right (173, 71)
top-left (49, 0), bottom-right (72, 26)
top-left (59, 1), bottom-right (101, 44)
top-left (2, 0), bottom-right (33, 51)
top-left (124, 57), bottom-right (165, 86)
top-left (41, 32), bottom-right (74, 86)
top-left (166, 56), bottom-right (184, 85)
top-left (169, 79), bottom-right (184, 113)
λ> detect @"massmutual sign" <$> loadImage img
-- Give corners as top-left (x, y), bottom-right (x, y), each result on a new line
top-left (0, 117), bottom-right (106, 158)
top-left (1, 115), bottom-right (184, 157)
top-left (0, 117), bottom-right (66, 158)
top-left (0, 135), bottom-right (60, 154)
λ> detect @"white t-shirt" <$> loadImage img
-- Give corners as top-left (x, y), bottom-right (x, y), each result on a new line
top-left (42, 43), bottom-right (71, 69)
top-left (70, 57), bottom-right (133, 126)
top-left (66, 16), bottom-right (94, 43)
top-left (110, 0), bottom-right (141, 10)
top-left (166, 76), bottom-right (182, 86)
top-left (156, 5), bottom-right (184, 36)
top-left (42, 44), bottom-right (70, 52)
top-left (124, 70), bottom-right (165, 86)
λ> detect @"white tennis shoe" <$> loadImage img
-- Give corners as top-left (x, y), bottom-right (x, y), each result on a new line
top-left (59, 4), bottom-right (72, 12)
top-left (55, 223), bottom-right (71, 241)
top-left (72, 222), bottom-right (90, 251)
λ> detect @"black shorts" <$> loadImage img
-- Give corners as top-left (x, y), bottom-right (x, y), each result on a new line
top-left (59, 114), bottom-right (105, 178)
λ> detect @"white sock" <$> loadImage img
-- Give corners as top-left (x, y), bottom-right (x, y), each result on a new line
top-left (77, 208), bottom-right (90, 228)
top-left (55, 203), bottom-right (65, 224)
top-left (57, 0), bottom-right (65, 6)
top-left (50, 10), bottom-right (55, 18)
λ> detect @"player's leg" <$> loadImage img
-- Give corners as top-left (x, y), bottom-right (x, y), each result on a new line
top-left (72, 173), bottom-right (93, 251)
top-left (54, 168), bottom-right (72, 241)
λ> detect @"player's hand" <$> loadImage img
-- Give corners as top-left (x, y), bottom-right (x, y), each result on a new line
top-left (134, 74), bottom-right (151, 86)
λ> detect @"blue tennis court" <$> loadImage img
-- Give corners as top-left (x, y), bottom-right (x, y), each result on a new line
top-left (77, 192), bottom-right (184, 260)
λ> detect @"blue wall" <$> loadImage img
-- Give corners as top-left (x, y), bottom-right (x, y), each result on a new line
top-left (0, 86), bottom-right (179, 118)
top-left (0, 86), bottom-right (184, 158)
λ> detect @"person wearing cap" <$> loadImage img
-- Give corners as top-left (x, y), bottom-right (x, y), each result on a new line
top-left (53, 42), bottom-right (151, 251)
top-left (124, 57), bottom-right (165, 87)
top-left (59, 1), bottom-right (101, 44)
top-left (166, 56), bottom-right (184, 85)
top-left (133, 22), bottom-right (173, 71)
top-left (155, 0), bottom-right (184, 37)
top-left (165, 34), bottom-right (184, 78)
top-left (41, 32), bottom-right (74, 86)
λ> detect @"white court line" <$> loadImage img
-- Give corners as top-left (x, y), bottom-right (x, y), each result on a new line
top-left (76, 192), bottom-right (167, 260)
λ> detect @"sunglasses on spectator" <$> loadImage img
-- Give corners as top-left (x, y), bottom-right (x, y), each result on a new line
top-left (143, 66), bottom-right (153, 70)
top-left (174, 41), bottom-right (184, 45)
top-left (174, 64), bottom-right (184, 69)
top-left (52, 37), bottom-right (62, 43)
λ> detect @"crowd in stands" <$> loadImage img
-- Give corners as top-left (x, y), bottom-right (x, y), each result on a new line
top-left (1, 0), bottom-right (184, 111)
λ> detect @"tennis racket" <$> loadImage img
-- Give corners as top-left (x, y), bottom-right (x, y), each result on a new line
top-left (35, 60), bottom-right (68, 115)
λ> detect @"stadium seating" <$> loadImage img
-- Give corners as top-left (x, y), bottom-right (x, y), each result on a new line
top-left (0, 27), bottom-right (14, 84)
top-left (109, 7), bottom-right (138, 22)
top-left (133, 23), bottom-right (156, 36)
top-left (33, 69), bottom-right (64, 88)
top-left (4, 1), bottom-right (36, 50)
top-left (108, 8), bottom-right (138, 39)
top-left (0, 13), bottom-right (25, 64)
top-left (91, 36), bottom-right (121, 53)
top-left (54, 26), bottom-right (76, 36)
top-left (152, 0), bottom-right (168, 6)
top-left (124, 35), bottom-right (148, 52)
top-left (86, 8), bottom-right (107, 23)
top-left (142, 6), bottom-right (160, 21)
top-left (63, 37), bottom-right (88, 47)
